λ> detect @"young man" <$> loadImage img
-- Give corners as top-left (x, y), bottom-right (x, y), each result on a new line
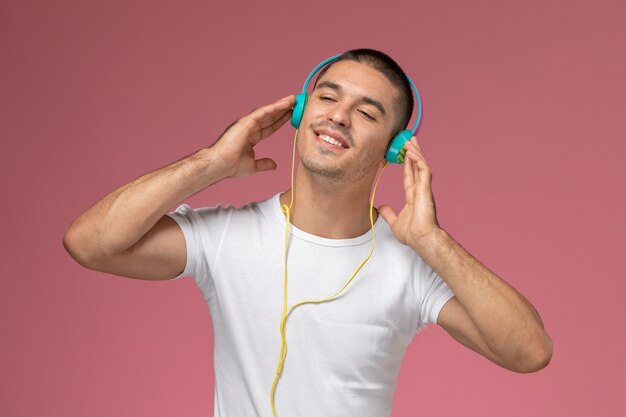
top-left (63, 49), bottom-right (552, 416)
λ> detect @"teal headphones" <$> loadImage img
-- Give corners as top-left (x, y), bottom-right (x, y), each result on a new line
top-left (290, 54), bottom-right (423, 164)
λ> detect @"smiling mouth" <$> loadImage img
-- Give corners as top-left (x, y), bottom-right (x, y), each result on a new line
top-left (316, 133), bottom-right (349, 149)
top-left (318, 133), bottom-right (345, 147)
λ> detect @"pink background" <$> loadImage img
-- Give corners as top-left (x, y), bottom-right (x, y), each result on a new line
top-left (1, 0), bottom-right (624, 416)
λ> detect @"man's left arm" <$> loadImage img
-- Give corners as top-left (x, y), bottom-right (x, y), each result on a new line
top-left (379, 137), bottom-right (553, 374)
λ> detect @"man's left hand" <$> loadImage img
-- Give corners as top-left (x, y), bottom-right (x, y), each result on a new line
top-left (379, 137), bottom-right (442, 250)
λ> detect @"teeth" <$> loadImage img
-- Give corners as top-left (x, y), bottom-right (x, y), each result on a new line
top-left (319, 134), bottom-right (344, 148)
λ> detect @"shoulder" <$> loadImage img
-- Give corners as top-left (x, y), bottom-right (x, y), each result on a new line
top-left (224, 192), bottom-right (280, 225)
top-left (166, 192), bottom-right (281, 249)
top-left (170, 192), bottom-right (279, 222)
top-left (374, 218), bottom-right (443, 283)
top-left (375, 217), bottom-right (418, 258)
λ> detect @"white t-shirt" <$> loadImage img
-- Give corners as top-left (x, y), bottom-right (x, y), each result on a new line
top-left (167, 193), bottom-right (455, 417)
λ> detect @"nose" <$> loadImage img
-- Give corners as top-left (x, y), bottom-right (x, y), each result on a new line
top-left (327, 102), bottom-right (351, 128)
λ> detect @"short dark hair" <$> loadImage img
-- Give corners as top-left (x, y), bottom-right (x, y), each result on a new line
top-left (313, 48), bottom-right (415, 135)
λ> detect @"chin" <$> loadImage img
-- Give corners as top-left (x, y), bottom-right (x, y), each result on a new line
top-left (300, 155), bottom-right (348, 181)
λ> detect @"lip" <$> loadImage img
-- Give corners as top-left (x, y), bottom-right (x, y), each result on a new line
top-left (314, 134), bottom-right (348, 151)
top-left (313, 128), bottom-right (350, 148)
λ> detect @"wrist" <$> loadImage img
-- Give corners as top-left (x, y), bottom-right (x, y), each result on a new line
top-left (409, 226), bottom-right (448, 254)
top-left (192, 147), bottom-right (235, 181)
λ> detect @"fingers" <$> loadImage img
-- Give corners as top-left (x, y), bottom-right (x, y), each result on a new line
top-left (257, 107), bottom-right (293, 143)
top-left (404, 137), bottom-right (432, 188)
top-left (243, 95), bottom-right (295, 130)
top-left (263, 95), bottom-right (296, 122)
top-left (240, 95), bottom-right (295, 145)
top-left (378, 205), bottom-right (397, 225)
top-left (254, 157), bottom-right (277, 173)
top-left (274, 94), bottom-right (297, 105)
top-left (403, 149), bottom-right (415, 205)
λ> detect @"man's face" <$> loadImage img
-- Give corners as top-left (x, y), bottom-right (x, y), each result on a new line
top-left (296, 60), bottom-right (400, 182)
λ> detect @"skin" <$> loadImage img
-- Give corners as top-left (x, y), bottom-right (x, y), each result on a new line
top-left (282, 61), bottom-right (553, 373)
top-left (63, 60), bottom-right (553, 374)
top-left (279, 61), bottom-right (397, 238)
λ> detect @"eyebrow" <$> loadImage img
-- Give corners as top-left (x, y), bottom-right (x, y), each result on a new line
top-left (315, 80), bottom-right (387, 117)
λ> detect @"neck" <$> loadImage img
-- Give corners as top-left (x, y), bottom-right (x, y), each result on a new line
top-left (279, 162), bottom-right (381, 239)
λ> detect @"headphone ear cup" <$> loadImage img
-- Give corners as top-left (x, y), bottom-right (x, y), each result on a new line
top-left (291, 93), bottom-right (308, 128)
top-left (386, 130), bottom-right (413, 164)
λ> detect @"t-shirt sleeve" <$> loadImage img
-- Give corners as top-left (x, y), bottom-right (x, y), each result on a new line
top-left (415, 256), bottom-right (456, 333)
top-left (166, 203), bottom-right (232, 299)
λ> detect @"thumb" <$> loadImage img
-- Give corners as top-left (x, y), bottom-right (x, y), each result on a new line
top-left (254, 158), bottom-right (277, 172)
top-left (378, 205), bottom-right (397, 225)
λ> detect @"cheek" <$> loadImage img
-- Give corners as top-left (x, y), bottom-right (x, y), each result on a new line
top-left (356, 136), bottom-right (388, 165)
top-left (301, 103), bottom-right (324, 126)
top-left (365, 131), bottom-right (393, 154)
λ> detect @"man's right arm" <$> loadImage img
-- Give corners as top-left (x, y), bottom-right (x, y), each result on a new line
top-left (63, 95), bottom-right (295, 280)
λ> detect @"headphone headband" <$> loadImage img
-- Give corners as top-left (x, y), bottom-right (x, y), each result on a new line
top-left (299, 55), bottom-right (342, 94)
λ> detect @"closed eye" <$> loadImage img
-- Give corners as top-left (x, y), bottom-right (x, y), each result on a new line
top-left (359, 110), bottom-right (375, 121)
top-left (318, 94), bottom-right (376, 121)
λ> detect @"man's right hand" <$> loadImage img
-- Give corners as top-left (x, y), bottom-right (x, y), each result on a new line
top-left (211, 95), bottom-right (296, 178)
top-left (63, 94), bottom-right (296, 280)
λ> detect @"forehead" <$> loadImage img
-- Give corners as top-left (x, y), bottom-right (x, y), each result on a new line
top-left (315, 60), bottom-right (398, 108)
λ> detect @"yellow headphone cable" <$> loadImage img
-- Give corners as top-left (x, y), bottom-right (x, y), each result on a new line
top-left (270, 128), bottom-right (389, 416)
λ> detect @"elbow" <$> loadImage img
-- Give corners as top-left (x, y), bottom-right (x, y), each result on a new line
top-left (509, 331), bottom-right (554, 374)
top-left (63, 222), bottom-right (102, 269)
top-left (534, 333), bottom-right (554, 372)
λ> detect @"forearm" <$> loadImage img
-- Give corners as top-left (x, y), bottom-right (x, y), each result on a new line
top-left (66, 146), bottom-right (229, 257)
top-left (411, 228), bottom-right (552, 366)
